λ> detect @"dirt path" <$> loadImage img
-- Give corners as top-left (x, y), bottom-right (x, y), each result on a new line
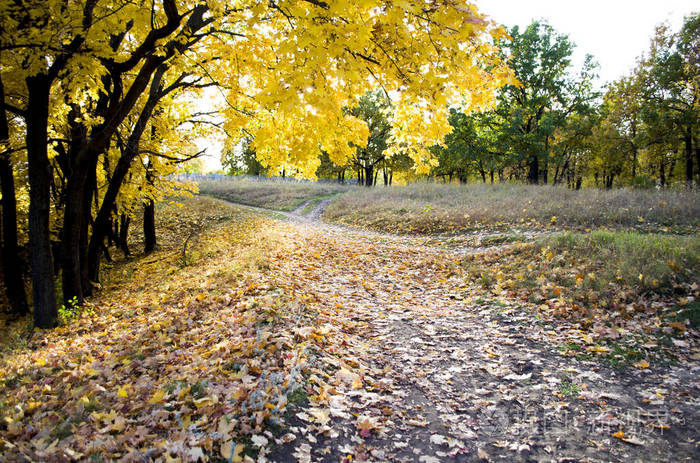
top-left (246, 208), bottom-right (700, 463)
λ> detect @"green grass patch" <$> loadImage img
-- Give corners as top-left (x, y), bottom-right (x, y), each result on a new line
top-left (559, 380), bottom-right (581, 397)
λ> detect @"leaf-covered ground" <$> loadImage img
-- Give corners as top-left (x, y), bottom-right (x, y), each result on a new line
top-left (1, 197), bottom-right (698, 462)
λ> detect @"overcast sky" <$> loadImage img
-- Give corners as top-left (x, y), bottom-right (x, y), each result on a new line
top-left (476, 0), bottom-right (698, 86)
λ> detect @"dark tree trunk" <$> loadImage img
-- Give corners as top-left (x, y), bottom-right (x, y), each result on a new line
top-left (25, 75), bottom-right (57, 328)
top-left (364, 165), bottom-right (373, 187)
top-left (144, 200), bottom-right (156, 254)
top-left (575, 177), bottom-right (582, 190)
top-left (489, 170), bottom-right (494, 184)
top-left (542, 158), bottom-right (548, 185)
top-left (684, 129), bottom-right (693, 187)
top-left (373, 169), bottom-right (378, 186)
top-left (389, 170), bottom-right (393, 186)
top-left (0, 157), bottom-right (29, 317)
top-left (118, 214), bottom-right (130, 257)
top-left (80, 156), bottom-right (98, 295)
top-left (60, 157), bottom-right (90, 305)
top-left (0, 77), bottom-right (28, 316)
top-left (527, 155), bottom-right (539, 184)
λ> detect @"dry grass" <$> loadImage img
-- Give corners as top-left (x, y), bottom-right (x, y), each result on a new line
top-left (324, 183), bottom-right (700, 234)
top-left (198, 177), bottom-right (354, 211)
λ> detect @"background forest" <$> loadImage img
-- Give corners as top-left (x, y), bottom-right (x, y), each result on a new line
top-left (226, 17), bottom-right (700, 190)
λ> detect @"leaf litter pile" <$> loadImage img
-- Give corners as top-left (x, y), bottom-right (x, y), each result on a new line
top-left (1, 197), bottom-right (699, 462)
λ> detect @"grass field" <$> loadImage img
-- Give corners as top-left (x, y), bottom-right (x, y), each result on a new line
top-left (198, 177), bottom-right (353, 211)
top-left (323, 182), bottom-right (700, 234)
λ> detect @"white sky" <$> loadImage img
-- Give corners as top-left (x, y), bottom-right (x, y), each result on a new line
top-left (198, 1), bottom-right (698, 173)
top-left (477, 0), bottom-right (698, 86)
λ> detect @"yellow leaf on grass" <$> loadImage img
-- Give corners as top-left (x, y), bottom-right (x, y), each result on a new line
top-left (117, 385), bottom-right (129, 398)
top-left (612, 431), bottom-right (625, 439)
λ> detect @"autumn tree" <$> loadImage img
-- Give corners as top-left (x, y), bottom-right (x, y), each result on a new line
top-left (1, 1), bottom-right (513, 327)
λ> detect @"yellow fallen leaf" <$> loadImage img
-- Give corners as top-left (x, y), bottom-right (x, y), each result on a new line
top-left (668, 321), bottom-right (686, 332)
top-left (612, 431), bottom-right (625, 439)
top-left (633, 360), bottom-right (649, 369)
top-left (193, 397), bottom-right (215, 408)
top-left (148, 389), bottom-right (166, 404)
top-left (117, 385), bottom-right (129, 398)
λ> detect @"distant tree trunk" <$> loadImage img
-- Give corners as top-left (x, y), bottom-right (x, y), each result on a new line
top-left (389, 170), bottom-right (393, 186)
top-left (0, 76), bottom-right (28, 317)
top-left (575, 177), bottom-right (582, 190)
top-left (659, 160), bottom-right (666, 188)
top-left (527, 155), bottom-right (539, 184)
top-left (144, 200), bottom-right (156, 254)
top-left (383, 167), bottom-right (388, 186)
top-left (364, 164), bottom-right (373, 187)
top-left (25, 74), bottom-right (57, 328)
top-left (684, 129), bottom-right (693, 187)
top-left (542, 158), bottom-right (548, 185)
top-left (489, 170), bottom-right (494, 184)
top-left (373, 169), bottom-right (378, 186)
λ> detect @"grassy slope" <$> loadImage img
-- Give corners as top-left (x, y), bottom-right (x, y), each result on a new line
top-left (198, 177), bottom-right (353, 211)
top-left (324, 182), bottom-right (700, 234)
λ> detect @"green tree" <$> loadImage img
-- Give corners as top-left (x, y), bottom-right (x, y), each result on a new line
top-left (222, 138), bottom-right (268, 177)
top-left (495, 21), bottom-right (598, 184)
top-left (348, 91), bottom-right (393, 187)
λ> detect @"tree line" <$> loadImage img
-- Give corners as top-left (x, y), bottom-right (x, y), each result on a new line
top-left (433, 17), bottom-right (699, 189)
